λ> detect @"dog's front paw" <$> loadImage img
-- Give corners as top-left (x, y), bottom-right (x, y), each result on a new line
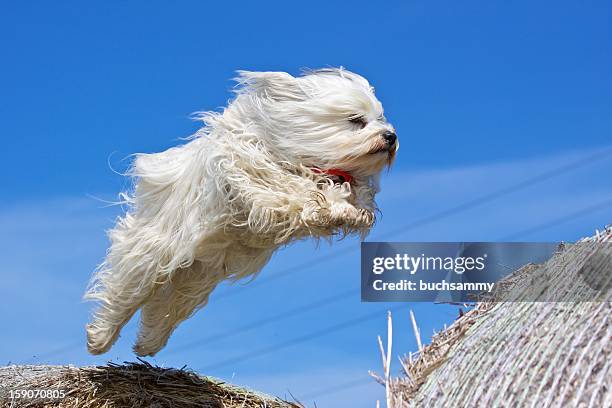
top-left (352, 208), bottom-right (375, 229)
top-left (338, 206), bottom-right (375, 230)
top-left (302, 195), bottom-right (374, 231)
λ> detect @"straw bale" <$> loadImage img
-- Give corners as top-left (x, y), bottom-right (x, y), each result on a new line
top-left (388, 227), bottom-right (612, 407)
top-left (0, 359), bottom-right (301, 408)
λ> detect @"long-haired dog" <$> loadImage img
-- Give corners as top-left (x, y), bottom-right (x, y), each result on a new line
top-left (84, 68), bottom-right (398, 356)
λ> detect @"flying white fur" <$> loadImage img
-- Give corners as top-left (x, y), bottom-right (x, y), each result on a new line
top-left (84, 68), bottom-right (398, 356)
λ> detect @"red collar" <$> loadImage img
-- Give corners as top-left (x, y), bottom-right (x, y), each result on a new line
top-left (311, 167), bottom-right (354, 184)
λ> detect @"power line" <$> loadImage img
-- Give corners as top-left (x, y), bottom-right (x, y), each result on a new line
top-left (500, 198), bottom-right (612, 240)
top-left (165, 288), bottom-right (359, 355)
top-left (380, 147), bottom-right (612, 238)
top-left (213, 249), bottom-right (355, 301)
top-left (197, 305), bottom-right (407, 372)
top-left (170, 205), bottom-right (606, 358)
top-left (297, 376), bottom-right (374, 401)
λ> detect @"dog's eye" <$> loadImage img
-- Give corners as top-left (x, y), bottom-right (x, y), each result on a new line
top-left (349, 116), bottom-right (368, 129)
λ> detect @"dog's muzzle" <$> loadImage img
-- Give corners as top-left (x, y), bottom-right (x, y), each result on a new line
top-left (369, 131), bottom-right (398, 155)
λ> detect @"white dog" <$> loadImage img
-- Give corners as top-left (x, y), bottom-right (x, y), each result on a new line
top-left (84, 68), bottom-right (397, 356)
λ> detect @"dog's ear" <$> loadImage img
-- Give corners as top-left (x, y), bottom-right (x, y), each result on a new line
top-left (235, 71), bottom-right (305, 101)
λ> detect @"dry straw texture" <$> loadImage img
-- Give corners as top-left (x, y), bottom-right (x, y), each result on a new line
top-left (376, 227), bottom-right (611, 407)
top-left (0, 359), bottom-right (301, 408)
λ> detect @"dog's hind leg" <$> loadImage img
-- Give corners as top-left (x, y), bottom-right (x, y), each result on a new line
top-left (85, 281), bottom-right (151, 355)
top-left (133, 245), bottom-right (274, 356)
top-left (85, 259), bottom-right (160, 355)
top-left (133, 260), bottom-right (222, 356)
top-left (84, 217), bottom-right (164, 355)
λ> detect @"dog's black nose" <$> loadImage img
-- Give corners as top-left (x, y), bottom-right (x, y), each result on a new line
top-left (383, 131), bottom-right (397, 146)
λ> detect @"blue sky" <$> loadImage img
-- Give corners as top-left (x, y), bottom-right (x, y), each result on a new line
top-left (1, 1), bottom-right (611, 407)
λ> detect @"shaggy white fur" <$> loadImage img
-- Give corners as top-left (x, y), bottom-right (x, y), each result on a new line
top-left (84, 68), bottom-right (398, 356)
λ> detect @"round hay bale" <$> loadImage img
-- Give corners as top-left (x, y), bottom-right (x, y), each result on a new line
top-left (0, 360), bottom-right (301, 408)
top-left (391, 227), bottom-right (611, 407)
